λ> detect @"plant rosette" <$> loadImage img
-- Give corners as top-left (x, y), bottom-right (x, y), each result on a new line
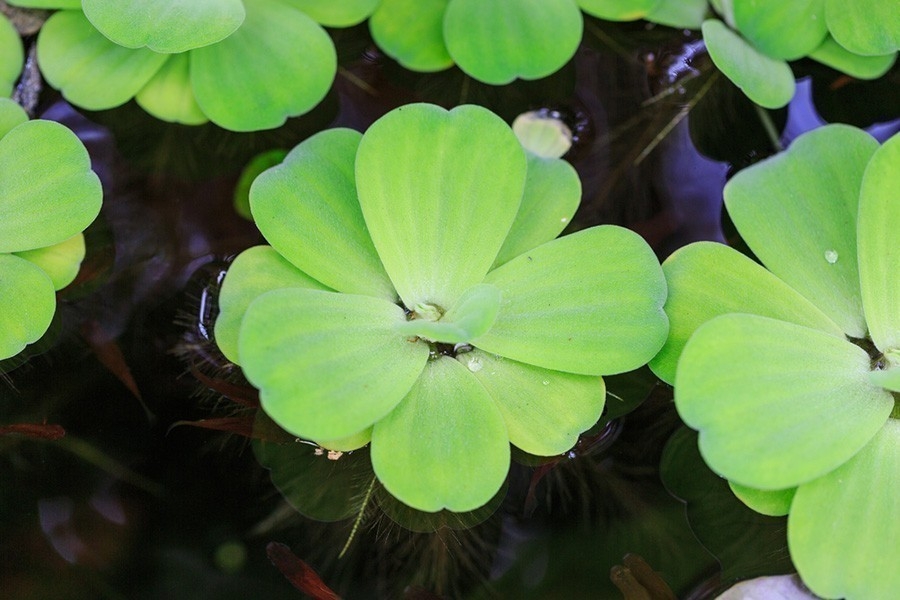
top-left (649, 124), bottom-right (900, 599)
top-left (1, 11), bottom-right (24, 98)
top-left (368, 0), bottom-right (707, 86)
top-left (6, 0), bottom-right (380, 131)
top-left (702, 0), bottom-right (897, 108)
top-left (0, 98), bottom-right (102, 362)
top-left (214, 102), bottom-right (668, 512)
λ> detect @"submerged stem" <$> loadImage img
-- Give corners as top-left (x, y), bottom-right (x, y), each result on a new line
top-left (339, 475), bottom-right (377, 559)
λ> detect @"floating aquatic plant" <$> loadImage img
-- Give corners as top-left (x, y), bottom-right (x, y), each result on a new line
top-left (1, 11), bottom-right (23, 98)
top-left (651, 124), bottom-right (900, 599)
top-left (6, 0), bottom-right (379, 131)
top-left (0, 98), bottom-right (102, 362)
top-left (214, 103), bottom-right (668, 512)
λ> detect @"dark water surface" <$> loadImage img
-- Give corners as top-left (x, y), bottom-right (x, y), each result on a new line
top-left (2, 17), bottom-right (897, 600)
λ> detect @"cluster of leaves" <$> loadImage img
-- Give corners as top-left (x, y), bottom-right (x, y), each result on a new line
top-left (701, 0), bottom-right (898, 108)
top-left (0, 98), bottom-right (102, 362)
top-left (650, 124), bottom-right (899, 599)
top-left (6, 0), bottom-right (382, 131)
top-left (214, 103), bottom-right (669, 512)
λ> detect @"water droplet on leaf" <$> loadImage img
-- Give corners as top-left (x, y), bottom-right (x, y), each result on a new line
top-left (824, 249), bottom-right (838, 264)
top-left (467, 356), bottom-right (483, 373)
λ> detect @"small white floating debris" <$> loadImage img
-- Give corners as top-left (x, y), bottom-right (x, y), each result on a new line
top-left (824, 249), bottom-right (838, 264)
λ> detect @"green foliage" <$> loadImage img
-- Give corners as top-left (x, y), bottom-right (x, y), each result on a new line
top-left (0, 13), bottom-right (23, 98)
top-left (215, 103), bottom-right (668, 512)
top-left (0, 98), bottom-right (102, 361)
top-left (661, 125), bottom-right (900, 598)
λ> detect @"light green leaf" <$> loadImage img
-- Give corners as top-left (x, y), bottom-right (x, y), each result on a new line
top-left (290, 0), bottom-right (380, 27)
top-left (701, 18), bottom-right (795, 108)
top-left (37, 11), bottom-right (168, 110)
top-left (443, 0), bottom-right (583, 84)
top-left (475, 226), bottom-right (668, 376)
top-left (732, 0), bottom-right (827, 60)
top-left (190, 0), bottom-right (336, 131)
top-left (5, 0), bottom-right (80, 7)
top-left (1, 15), bottom-right (23, 98)
top-left (234, 149), bottom-right (288, 220)
top-left (316, 427), bottom-right (372, 452)
top-left (789, 419), bottom-right (900, 600)
top-left (825, 0), bottom-right (899, 56)
top-left (239, 288), bottom-right (429, 441)
top-left (577, 0), bottom-right (661, 20)
top-left (0, 253), bottom-right (56, 361)
top-left (371, 356), bottom-right (510, 512)
top-left (355, 103), bottom-right (527, 311)
top-left (0, 98), bottom-right (28, 138)
top-left (646, 0), bottom-right (709, 29)
top-left (250, 129), bottom-right (395, 300)
top-left (869, 368), bottom-right (900, 393)
top-left (0, 120), bottom-right (102, 253)
top-left (215, 245), bottom-right (330, 364)
top-left (135, 52), bottom-right (208, 125)
top-left (728, 481), bottom-right (796, 517)
top-left (369, 0), bottom-right (452, 72)
top-left (809, 35), bottom-right (896, 79)
top-left (724, 124), bottom-right (880, 338)
top-left (14, 234), bottom-right (86, 290)
top-left (493, 155), bottom-right (580, 268)
top-left (649, 242), bottom-right (843, 385)
top-left (512, 112), bottom-right (573, 159)
top-left (396, 283), bottom-right (500, 344)
top-left (81, 0), bottom-right (245, 53)
top-left (676, 313), bottom-right (893, 489)
top-left (857, 132), bottom-right (900, 354)
top-left (459, 349), bottom-right (605, 456)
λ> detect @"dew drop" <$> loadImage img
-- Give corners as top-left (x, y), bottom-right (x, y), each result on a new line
top-left (824, 249), bottom-right (838, 264)
top-left (560, 217), bottom-right (569, 224)
top-left (542, 380), bottom-right (550, 386)
top-left (467, 356), bottom-right (483, 373)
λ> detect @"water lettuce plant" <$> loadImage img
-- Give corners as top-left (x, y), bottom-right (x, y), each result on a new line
top-left (650, 124), bottom-right (899, 599)
top-left (6, 0), bottom-right (379, 131)
top-left (702, 1), bottom-right (898, 108)
top-left (368, 0), bottom-right (704, 85)
top-left (0, 98), bottom-right (102, 362)
top-left (214, 103), bottom-right (669, 512)
top-left (1, 11), bottom-right (23, 98)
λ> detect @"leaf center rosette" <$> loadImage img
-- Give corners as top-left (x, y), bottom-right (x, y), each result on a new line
top-left (214, 103), bottom-right (668, 512)
top-left (6, 0), bottom-right (381, 131)
top-left (0, 99), bottom-right (102, 363)
top-left (650, 124), bottom-right (900, 599)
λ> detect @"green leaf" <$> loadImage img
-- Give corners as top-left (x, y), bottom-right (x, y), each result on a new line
top-left (234, 149), bottom-right (288, 220)
top-left (36, 11), bottom-right (168, 110)
top-left (649, 242), bottom-right (843, 385)
top-left (1, 15), bottom-right (23, 98)
top-left (857, 132), bottom-right (900, 354)
top-left (512, 112), bottom-right (573, 159)
top-left (81, 0), bottom-right (245, 53)
top-left (577, 0), bottom-right (661, 20)
top-left (0, 98), bottom-right (28, 138)
top-left (250, 128), bottom-right (395, 300)
top-left (290, 0), bottom-right (380, 27)
top-left (369, 0), bottom-right (452, 72)
top-left (0, 253), bottom-right (56, 361)
top-left (190, 0), bottom-right (336, 131)
top-left (724, 124), bottom-right (880, 338)
top-left (645, 0), bottom-right (709, 29)
top-left (215, 245), bottom-right (330, 364)
top-left (14, 234), bottom-right (86, 290)
top-left (493, 155), bottom-right (580, 268)
top-left (443, 0), bottom-right (583, 84)
top-left (371, 356), bottom-right (510, 512)
top-left (701, 18), bottom-right (795, 108)
top-left (869, 367), bottom-right (900, 393)
top-left (355, 103), bottom-right (527, 311)
top-left (459, 349), bottom-right (605, 456)
top-left (732, 0), bottom-right (827, 60)
top-left (676, 313), bottom-right (893, 489)
top-left (474, 226), bottom-right (668, 376)
top-left (808, 35), bottom-right (896, 79)
top-left (728, 481), bottom-right (796, 517)
top-left (789, 419), bottom-right (900, 599)
top-left (825, 0), bottom-right (899, 56)
top-left (396, 284), bottom-right (500, 344)
top-left (0, 120), bottom-right (102, 253)
top-left (5, 0), bottom-right (80, 7)
top-left (135, 52), bottom-right (208, 125)
top-left (239, 288), bottom-right (429, 441)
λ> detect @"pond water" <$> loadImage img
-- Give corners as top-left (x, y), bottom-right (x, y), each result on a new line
top-left (2, 16), bottom-right (897, 600)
